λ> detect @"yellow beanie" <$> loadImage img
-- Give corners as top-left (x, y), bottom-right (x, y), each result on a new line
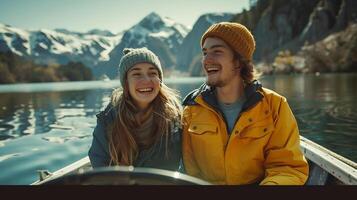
top-left (201, 22), bottom-right (256, 61)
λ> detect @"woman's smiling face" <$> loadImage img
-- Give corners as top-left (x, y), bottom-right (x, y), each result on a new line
top-left (126, 63), bottom-right (161, 110)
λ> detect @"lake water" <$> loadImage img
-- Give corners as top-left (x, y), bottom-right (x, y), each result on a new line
top-left (0, 74), bottom-right (356, 185)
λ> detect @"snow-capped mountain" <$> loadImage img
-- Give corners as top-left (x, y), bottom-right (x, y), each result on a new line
top-left (99, 12), bottom-right (190, 79)
top-left (0, 12), bottom-right (190, 79)
top-left (0, 23), bottom-right (122, 69)
top-left (2, 12), bottom-right (232, 79)
top-left (176, 13), bottom-right (235, 75)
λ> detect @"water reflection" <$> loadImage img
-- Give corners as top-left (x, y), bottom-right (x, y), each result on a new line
top-left (0, 80), bottom-right (202, 142)
top-left (0, 90), bottom-right (109, 140)
top-left (260, 74), bottom-right (357, 162)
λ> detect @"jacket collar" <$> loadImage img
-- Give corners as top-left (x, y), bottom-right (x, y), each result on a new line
top-left (241, 80), bottom-right (264, 112)
top-left (96, 103), bottom-right (117, 126)
top-left (183, 80), bottom-right (264, 112)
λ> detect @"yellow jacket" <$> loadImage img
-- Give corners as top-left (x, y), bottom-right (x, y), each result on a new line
top-left (182, 81), bottom-right (309, 185)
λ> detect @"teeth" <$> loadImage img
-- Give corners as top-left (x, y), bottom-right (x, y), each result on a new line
top-left (207, 68), bottom-right (219, 72)
top-left (206, 65), bottom-right (219, 72)
top-left (138, 88), bottom-right (153, 92)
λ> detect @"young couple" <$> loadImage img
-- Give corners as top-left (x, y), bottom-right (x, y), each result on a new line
top-left (88, 22), bottom-right (309, 185)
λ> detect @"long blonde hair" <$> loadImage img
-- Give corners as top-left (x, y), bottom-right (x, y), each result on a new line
top-left (107, 80), bottom-right (182, 166)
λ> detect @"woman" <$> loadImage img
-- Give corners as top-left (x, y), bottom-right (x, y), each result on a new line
top-left (88, 47), bottom-right (182, 171)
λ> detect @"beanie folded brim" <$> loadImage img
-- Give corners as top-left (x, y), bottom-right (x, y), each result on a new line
top-left (201, 22), bottom-right (256, 61)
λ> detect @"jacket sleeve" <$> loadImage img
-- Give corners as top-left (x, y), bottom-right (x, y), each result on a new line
top-left (88, 116), bottom-right (111, 168)
top-left (182, 107), bottom-right (202, 178)
top-left (260, 97), bottom-right (309, 185)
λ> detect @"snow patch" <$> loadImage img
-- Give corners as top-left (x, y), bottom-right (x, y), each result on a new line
top-left (38, 42), bottom-right (48, 50)
top-left (149, 30), bottom-right (173, 39)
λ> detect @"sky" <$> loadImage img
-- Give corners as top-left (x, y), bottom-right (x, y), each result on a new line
top-left (0, 0), bottom-right (250, 34)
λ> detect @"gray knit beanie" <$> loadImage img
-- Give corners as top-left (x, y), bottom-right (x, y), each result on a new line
top-left (118, 47), bottom-right (163, 87)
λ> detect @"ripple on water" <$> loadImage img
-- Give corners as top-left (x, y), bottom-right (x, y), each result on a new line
top-left (0, 134), bottom-right (16, 141)
top-left (49, 124), bottom-right (74, 130)
top-left (0, 153), bottom-right (21, 162)
top-left (294, 106), bottom-right (325, 127)
top-left (293, 102), bottom-right (357, 161)
top-left (42, 134), bottom-right (90, 144)
top-left (0, 133), bottom-right (91, 184)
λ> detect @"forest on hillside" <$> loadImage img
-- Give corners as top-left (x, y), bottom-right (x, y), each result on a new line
top-left (0, 52), bottom-right (93, 84)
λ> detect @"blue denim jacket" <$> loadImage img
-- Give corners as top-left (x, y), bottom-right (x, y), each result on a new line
top-left (88, 104), bottom-right (182, 171)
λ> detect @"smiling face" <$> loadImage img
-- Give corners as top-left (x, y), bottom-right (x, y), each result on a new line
top-left (202, 37), bottom-right (241, 88)
top-left (126, 63), bottom-right (161, 110)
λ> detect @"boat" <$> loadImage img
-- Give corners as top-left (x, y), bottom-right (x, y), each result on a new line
top-left (300, 136), bottom-right (356, 185)
top-left (31, 160), bottom-right (211, 185)
top-left (31, 136), bottom-right (357, 185)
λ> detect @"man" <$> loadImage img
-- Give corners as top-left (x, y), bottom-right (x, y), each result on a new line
top-left (182, 22), bottom-right (309, 185)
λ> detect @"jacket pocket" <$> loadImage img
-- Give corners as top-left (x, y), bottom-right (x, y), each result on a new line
top-left (188, 123), bottom-right (218, 135)
top-left (239, 120), bottom-right (274, 139)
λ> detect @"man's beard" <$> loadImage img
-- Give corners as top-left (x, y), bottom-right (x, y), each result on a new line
top-left (205, 67), bottom-right (239, 88)
top-left (206, 78), bottom-right (226, 88)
